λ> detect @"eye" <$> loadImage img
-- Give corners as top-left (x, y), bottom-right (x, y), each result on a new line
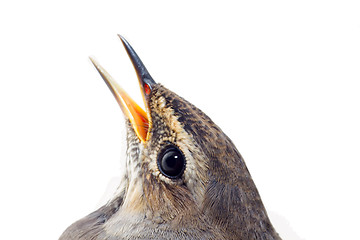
top-left (157, 145), bottom-right (186, 179)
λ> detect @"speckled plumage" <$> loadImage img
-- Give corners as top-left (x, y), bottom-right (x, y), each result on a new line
top-left (59, 37), bottom-right (281, 240)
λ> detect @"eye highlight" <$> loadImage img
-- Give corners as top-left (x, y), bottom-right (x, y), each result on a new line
top-left (157, 145), bottom-right (186, 179)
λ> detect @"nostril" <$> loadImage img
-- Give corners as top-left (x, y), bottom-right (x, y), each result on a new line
top-left (144, 83), bottom-right (151, 95)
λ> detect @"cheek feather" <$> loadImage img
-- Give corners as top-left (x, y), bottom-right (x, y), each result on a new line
top-left (121, 180), bottom-right (145, 213)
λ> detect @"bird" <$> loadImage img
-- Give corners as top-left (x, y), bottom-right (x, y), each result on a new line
top-left (59, 35), bottom-right (282, 240)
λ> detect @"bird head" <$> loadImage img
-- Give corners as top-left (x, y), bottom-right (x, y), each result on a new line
top-left (66, 35), bottom-right (280, 240)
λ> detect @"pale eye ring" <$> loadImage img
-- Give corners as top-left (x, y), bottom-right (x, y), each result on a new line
top-left (157, 145), bottom-right (186, 179)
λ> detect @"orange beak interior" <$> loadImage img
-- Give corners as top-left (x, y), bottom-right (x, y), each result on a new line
top-left (89, 57), bottom-right (149, 143)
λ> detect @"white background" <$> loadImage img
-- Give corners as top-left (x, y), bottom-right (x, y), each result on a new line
top-left (1, 1), bottom-right (359, 239)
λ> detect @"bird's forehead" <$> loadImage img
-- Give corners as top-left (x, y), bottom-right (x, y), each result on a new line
top-left (149, 84), bottom-right (218, 144)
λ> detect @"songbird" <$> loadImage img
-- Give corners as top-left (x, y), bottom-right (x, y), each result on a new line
top-left (59, 35), bottom-right (281, 240)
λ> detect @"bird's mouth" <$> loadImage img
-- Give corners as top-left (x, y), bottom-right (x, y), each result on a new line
top-left (89, 35), bottom-right (156, 143)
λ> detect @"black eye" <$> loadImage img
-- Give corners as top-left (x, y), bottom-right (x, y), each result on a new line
top-left (157, 145), bottom-right (186, 179)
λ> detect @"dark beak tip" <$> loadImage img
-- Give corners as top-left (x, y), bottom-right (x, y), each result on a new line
top-left (117, 34), bottom-right (129, 49)
top-left (117, 34), bottom-right (156, 89)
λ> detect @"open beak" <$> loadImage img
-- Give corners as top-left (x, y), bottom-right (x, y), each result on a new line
top-left (89, 35), bottom-right (156, 143)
